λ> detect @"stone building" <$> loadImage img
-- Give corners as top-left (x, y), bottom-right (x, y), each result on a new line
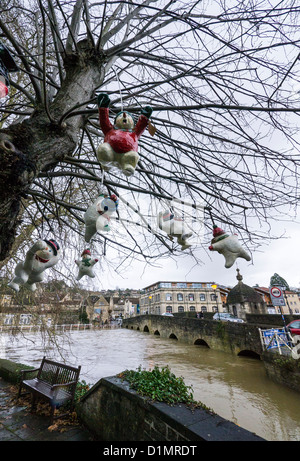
top-left (226, 269), bottom-right (267, 320)
top-left (0, 280), bottom-right (85, 327)
top-left (139, 281), bottom-right (229, 315)
top-left (80, 294), bottom-right (111, 325)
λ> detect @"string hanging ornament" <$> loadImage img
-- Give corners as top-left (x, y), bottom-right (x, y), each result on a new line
top-left (95, 65), bottom-right (155, 177)
top-left (8, 239), bottom-right (61, 292)
top-left (157, 198), bottom-right (193, 251)
top-left (206, 208), bottom-right (251, 268)
top-left (83, 192), bottom-right (119, 243)
top-left (75, 248), bottom-right (99, 280)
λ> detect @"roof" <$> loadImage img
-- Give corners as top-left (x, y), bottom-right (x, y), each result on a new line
top-left (227, 270), bottom-right (264, 305)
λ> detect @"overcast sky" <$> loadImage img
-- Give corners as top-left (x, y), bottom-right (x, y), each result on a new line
top-left (77, 211), bottom-right (300, 292)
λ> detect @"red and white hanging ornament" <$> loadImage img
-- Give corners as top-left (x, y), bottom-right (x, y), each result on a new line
top-left (8, 239), bottom-right (60, 292)
top-left (96, 93), bottom-right (153, 176)
top-left (84, 193), bottom-right (119, 243)
top-left (208, 225), bottom-right (251, 268)
top-left (75, 249), bottom-right (98, 280)
top-left (0, 42), bottom-right (19, 99)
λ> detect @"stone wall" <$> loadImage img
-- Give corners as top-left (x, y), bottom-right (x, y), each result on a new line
top-left (262, 352), bottom-right (300, 393)
top-left (0, 358), bottom-right (34, 384)
top-left (245, 313), bottom-right (299, 327)
top-left (77, 375), bottom-right (264, 441)
top-left (123, 315), bottom-right (263, 356)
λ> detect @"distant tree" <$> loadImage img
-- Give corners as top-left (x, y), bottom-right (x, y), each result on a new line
top-left (270, 273), bottom-right (290, 291)
top-left (1, 0), bottom-right (300, 276)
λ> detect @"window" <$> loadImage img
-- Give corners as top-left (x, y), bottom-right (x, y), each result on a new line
top-left (201, 306), bottom-right (207, 312)
top-left (19, 314), bottom-right (32, 325)
top-left (212, 306), bottom-right (218, 312)
top-left (160, 282), bottom-right (172, 288)
top-left (177, 282), bottom-right (187, 288)
top-left (200, 293), bottom-right (206, 301)
top-left (166, 306), bottom-right (173, 313)
top-left (177, 293), bottom-right (183, 301)
top-left (178, 306), bottom-right (184, 312)
top-left (165, 293), bottom-right (172, 301)
top-left (188, 293), bottom-right (194, 301)
top-left (4, 314), bottom-right (14, 325)
top-left (192, 283), bottom-right (202, 288)
top-left (189, 306), bottom-right (195, 311)
top-left (211, 293), bottom-right (217, 301)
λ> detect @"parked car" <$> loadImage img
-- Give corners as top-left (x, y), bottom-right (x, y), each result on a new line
top-left (287, 320), bottom-right (300, 335)
top-left (161, 312), bottom-right (174, 317)
top-left (213, 312), bottom-right (244, 323)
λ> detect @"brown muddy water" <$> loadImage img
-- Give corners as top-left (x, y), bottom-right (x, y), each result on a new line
top-left (1, 327), bottom-right (299, 441)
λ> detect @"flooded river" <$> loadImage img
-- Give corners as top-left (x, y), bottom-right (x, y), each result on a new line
top-left (1, 327), bottom-right (300, 441)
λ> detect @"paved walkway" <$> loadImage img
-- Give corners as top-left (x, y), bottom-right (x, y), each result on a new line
top-left (0, 377), bottom-right (97, 441)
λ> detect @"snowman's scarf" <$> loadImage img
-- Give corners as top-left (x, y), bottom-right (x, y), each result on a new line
top-left (82, 258), bottom-right (92, 267)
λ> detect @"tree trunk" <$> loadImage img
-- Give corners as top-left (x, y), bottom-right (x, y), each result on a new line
top-left (0, 40), bottom-right (105, 261)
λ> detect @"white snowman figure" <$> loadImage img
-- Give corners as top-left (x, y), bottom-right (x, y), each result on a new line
top-left (157, 210), bottom-right (193, 251)
top-left (208, 225), bottom-right (251, 268)
top-left (84, 193), bottom-right (119, 243)
top-left (75, 249), bottom-right (98, 281)
top-left (8, 239), bottom-right (60, 292)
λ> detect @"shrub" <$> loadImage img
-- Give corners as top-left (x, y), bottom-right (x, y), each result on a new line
top-left (118, 365), bottom-right (213, 412)
top-left (74, 380), bottom-right (91, 402)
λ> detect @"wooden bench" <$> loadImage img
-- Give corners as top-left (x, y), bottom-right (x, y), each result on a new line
top-left (18, 356), bottom-right (81, 423)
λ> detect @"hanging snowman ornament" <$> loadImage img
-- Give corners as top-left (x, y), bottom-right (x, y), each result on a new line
top-left (84, 193), bottom-right (119, 243)
top-left (208, 225), bottom-right (251, 268)
top-left (96, 93), bottom-right (153, 176)
top-left (8, 239), bottom-right (60, 292)
top-left (157, 210), bottom-right (193, 251)
top-left (75, 249), bottom-right (98, 280)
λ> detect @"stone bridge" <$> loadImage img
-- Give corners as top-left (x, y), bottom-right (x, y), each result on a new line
top-left (122, 315), bottom-right (263, 358)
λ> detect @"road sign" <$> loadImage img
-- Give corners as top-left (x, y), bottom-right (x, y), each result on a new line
top-left (269, 286), bottom-right (285, 306)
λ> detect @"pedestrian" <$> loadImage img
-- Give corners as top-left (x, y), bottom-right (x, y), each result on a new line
top-left (199, 312), bottom-right (204, 319)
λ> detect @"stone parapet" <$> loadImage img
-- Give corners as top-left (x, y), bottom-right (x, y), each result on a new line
top-left (77, 375), bottom-right (265, 441)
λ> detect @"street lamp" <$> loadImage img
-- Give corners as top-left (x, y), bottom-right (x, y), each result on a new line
top-left (0, 42), bottom-right (19, 99)
top-left (148, 295), bottom-right (152, 315)
top-left (211, 284), bottom-right (220, 319)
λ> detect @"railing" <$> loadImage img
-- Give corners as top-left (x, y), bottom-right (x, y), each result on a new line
top-left (0, 322), bottom-right (122, 333)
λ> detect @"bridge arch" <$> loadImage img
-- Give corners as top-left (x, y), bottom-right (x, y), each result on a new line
top-left (154, 330), bottom-right (160, 336)
top-left (194, 338), bottom-right (209, 348)
top-left (169, 333), bottom-right (178, 340)
top-left (238, 350), bottom-right (260, 359)
top-left (143, 325), bottom-right (149, 332)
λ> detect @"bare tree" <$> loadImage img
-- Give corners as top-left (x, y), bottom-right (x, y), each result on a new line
top-left (1, 0), bottom-right (300, 274)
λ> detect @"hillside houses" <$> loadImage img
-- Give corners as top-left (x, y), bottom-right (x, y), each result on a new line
top-left (0, 280), bottom-right (141, 327)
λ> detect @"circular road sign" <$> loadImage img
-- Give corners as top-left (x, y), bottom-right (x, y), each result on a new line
top-left (270, 286), bottom-right (282, 298)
